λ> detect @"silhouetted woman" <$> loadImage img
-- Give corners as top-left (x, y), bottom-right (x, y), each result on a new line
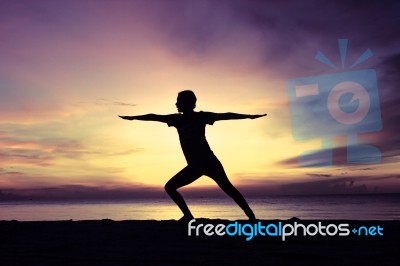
top-left (119, 90), bottom-right (266, 221)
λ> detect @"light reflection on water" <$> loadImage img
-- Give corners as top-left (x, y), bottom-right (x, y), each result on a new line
top-left (0, 195), bottom-right (399, 221)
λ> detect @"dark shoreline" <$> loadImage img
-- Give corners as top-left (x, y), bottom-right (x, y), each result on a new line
top-left (0, 219), bottom-right (398, 265)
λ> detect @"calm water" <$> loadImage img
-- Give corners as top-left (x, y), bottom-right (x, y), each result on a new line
top-left (0, 194), bottom-right (399, 221)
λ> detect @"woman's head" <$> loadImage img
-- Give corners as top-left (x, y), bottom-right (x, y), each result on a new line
top-left (176, 90), bottom-right (197, 112)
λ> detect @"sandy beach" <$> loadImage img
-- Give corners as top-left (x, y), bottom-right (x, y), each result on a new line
top-left (0, 219), bottom-right (398, 265)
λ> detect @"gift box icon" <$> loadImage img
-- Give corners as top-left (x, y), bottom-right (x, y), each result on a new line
top-left (286, 39), bottom-right (382, 167)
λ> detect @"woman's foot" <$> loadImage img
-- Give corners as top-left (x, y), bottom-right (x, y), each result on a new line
top-left (245, 209), bottom-right (256, 221)
top-left (248, 214), bottom-right (257, 221)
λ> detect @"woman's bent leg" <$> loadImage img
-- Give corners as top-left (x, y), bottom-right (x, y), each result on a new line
top-left (165, 166), bottom-right (202, 219)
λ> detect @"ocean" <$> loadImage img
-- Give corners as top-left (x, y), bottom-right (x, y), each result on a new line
top-left (0, 194), bottom-right (399, 221)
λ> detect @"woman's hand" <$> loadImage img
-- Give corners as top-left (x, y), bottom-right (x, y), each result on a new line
top-left (249, 114), bottom-right (267, 119)
top-left (119, 115), bottom-right (133, 120)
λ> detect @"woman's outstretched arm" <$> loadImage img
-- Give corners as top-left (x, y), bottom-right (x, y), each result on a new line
top-left (213, 113), bottom-right (266, 121)
top-left (118, 114), bottom-right (170, 123)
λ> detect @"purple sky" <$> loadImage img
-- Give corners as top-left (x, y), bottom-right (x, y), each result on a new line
top-left (0, 0), bottom-right (399, 199)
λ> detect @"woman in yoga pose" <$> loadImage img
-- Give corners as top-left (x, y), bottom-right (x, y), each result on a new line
top-left (119, 90), bottom-right (266, 221)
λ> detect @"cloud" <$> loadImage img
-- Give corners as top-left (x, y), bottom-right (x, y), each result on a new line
top-left (0, 168), bottom-right (24, 176)
top-left (279, 143), bottom-right (400, 168)
top-left (279, 175), bottom-right (400, 195)
top-left (307, 173), bottom-right (332, 178)
top-left (0, 148), bottom-right (54, 167)
top-left (77, 99), bottom-right (136, 107)
top-left (372, 53), bottom-right (400, 155)
top-left (0, 129), bottom-right (140, 167)
top-left (228, 171), bottom-right (400, 195)
top-left (0, 134), bottom-right (85, 166)
top-left (1, 173), bottom-right (399, 200)
top-left (0, 184), bottom-right (164, 201)
top-left (279, 177), bottom-right (367, 195)
top-left (153, 0), bottom-right (399, 75)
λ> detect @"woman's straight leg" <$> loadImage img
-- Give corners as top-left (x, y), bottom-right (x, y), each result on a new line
top-left (206, 161), bottom-right (256, 220)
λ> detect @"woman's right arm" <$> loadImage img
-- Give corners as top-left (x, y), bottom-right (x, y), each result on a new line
top-left (118, 114), bottom-right (170, 123)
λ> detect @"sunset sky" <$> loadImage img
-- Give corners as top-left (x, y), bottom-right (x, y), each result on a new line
top-left (0, 0), bottom-right (399, 199)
